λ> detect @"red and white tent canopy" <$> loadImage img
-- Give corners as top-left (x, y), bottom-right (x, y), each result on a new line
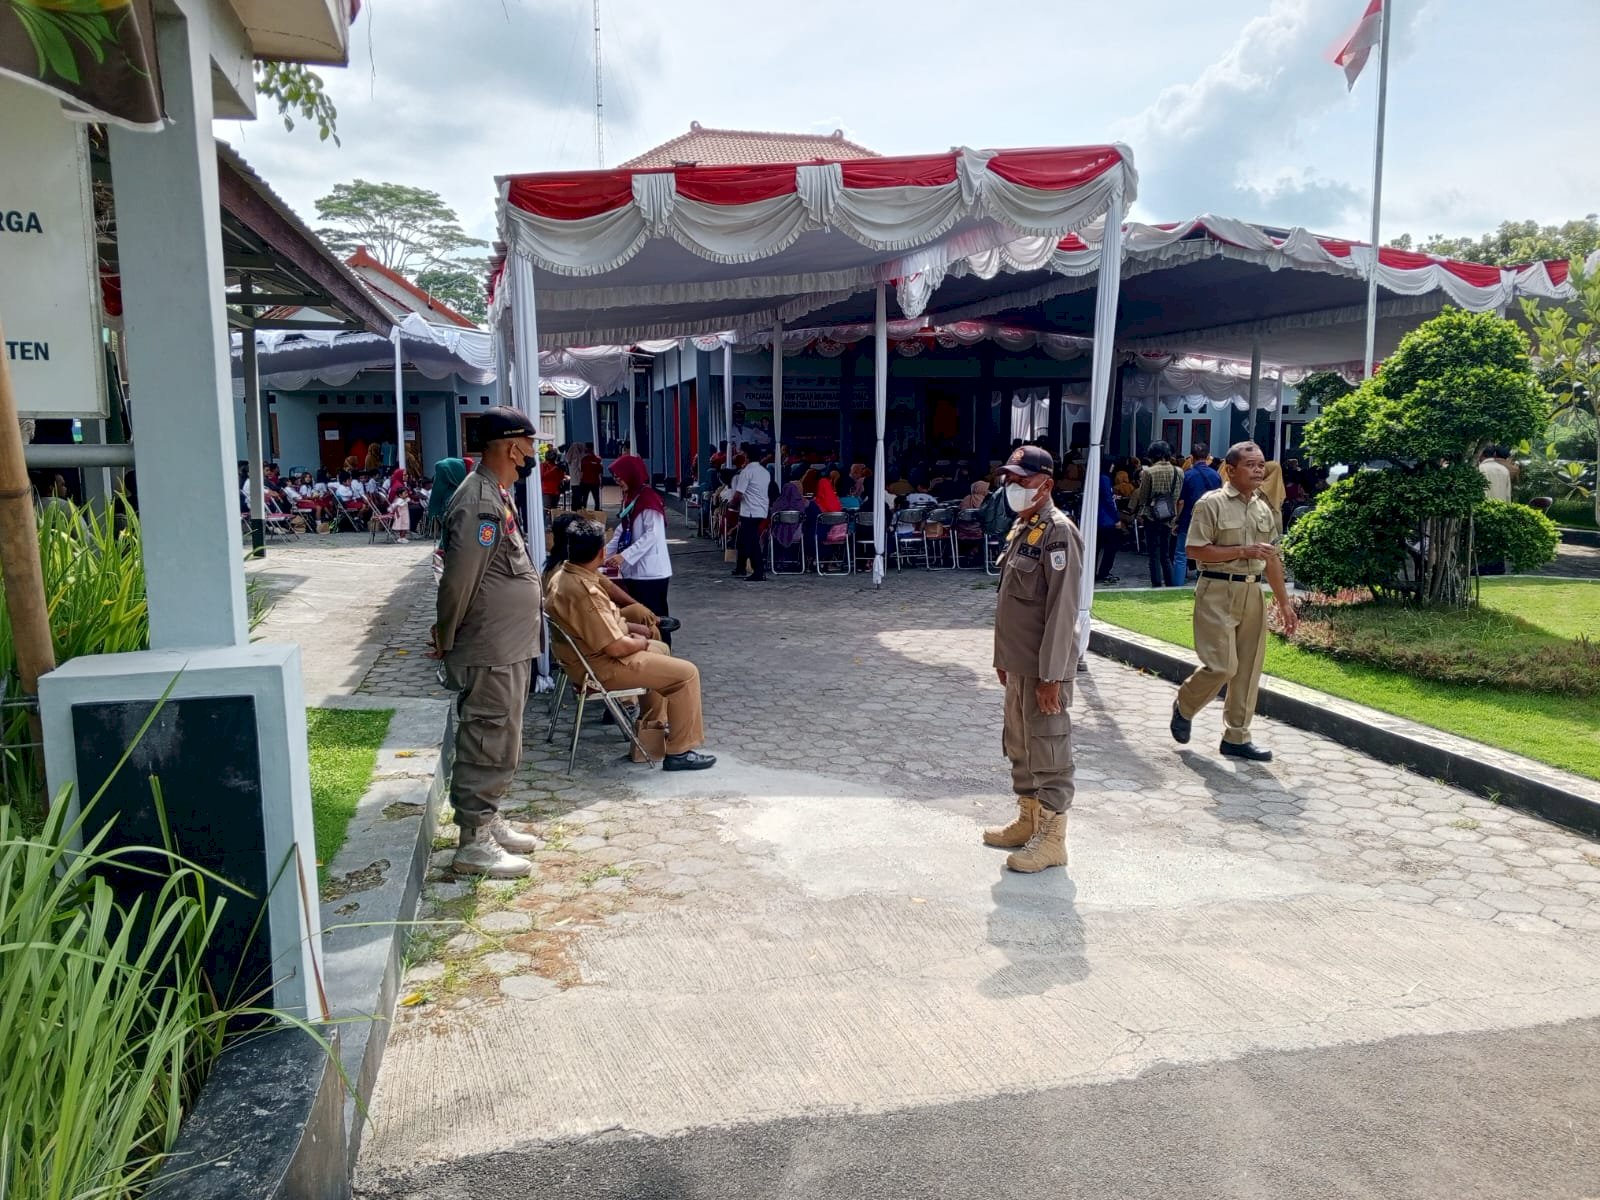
top-left (492, 145), bottom-right (1136, 347)
top-left (490, 141), bottom-right (1137, 598)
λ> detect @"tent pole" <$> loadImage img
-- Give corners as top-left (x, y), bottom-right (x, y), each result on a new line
top-left (1273, 369), bottom-right (1287, 460)
top-left (392, 325), bottom-right (406, 477)
top-left (872, 283), bottom-right (888, 587)
top-left (589, 383), bottom-right (601, 458)
top-left (723, 339), bottom-right (734, 459)
top-left (626, 362), bottom-right (636, 456)
top-left (1075, 187), bottom-right (1127, 658)
top-left (1246, 338), bottom-right (1262, 446)
top-left (771, 322), bottom-right (783, 479)
top-left (241, 287), bottom-right (265, 558)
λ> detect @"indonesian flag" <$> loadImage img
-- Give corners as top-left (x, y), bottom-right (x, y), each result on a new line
top-left (1331, 0), bottom-right (1384, 90)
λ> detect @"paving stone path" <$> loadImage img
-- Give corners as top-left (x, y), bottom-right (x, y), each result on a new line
top-left (327, 511), bottom-right (1600, 1198)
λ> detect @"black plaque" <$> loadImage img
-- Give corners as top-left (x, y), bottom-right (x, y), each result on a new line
top-left (72, 696), bottom-right (275, 1010)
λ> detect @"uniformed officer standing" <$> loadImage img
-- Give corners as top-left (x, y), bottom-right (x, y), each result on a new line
top-left (431, 407), bottom-right (544, 878)
top-left (1170, 441), bottom-right (1299, 761)
top-left (984, 446), bottom-right (1084, 873)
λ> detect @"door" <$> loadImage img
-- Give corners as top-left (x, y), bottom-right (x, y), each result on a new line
top-left (320, 413), bottom-right (420, 475)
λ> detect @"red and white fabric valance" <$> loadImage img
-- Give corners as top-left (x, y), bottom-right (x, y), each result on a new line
top-left (492, 145), bottom-right (1136, 347)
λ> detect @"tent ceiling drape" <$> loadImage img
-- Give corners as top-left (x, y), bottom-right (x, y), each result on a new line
top-left (229, 312), bottom-right (632, 394)
top-left (783, 215), bottom-right (1576, 374)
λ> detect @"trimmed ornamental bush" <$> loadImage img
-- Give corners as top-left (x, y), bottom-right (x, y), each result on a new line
top-left (1474, 498), bottom-right (1560, 570)
top-left (1289, 308), bottom-right (1552, 606)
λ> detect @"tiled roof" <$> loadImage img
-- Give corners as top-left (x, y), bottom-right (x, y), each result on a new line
top-left (620, 121), bottom-right (879, 167)
top-left (345, 247), bottom-right (479, 329)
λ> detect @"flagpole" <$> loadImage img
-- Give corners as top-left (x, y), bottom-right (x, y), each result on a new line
top-left (1362, 0), bottom-right (1392, 380)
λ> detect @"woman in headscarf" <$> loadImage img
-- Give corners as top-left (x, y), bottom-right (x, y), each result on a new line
top-left (426, 457), bottom-right (468, 536)
top-left (604, 454), bottom-right (675, 643)
top-left (768, 481), bottom-right (808, 570)
top-left (1259, 460), bottom-right (1287, 531)
top-left (799, 467), bottom-right (821, 497)
top-left (809, 476), bottom-right (849, 566)
top-left (960, 478), bottom-right (990, 510)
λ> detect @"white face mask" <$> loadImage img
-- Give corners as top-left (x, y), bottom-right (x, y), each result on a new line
top-left (1006, 481), bottom-right (1043, 512)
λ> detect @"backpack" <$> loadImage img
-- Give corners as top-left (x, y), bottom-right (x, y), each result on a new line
top-left (978, 490), bottom-right (1013, 539)
top-left (1148, 470), bottom-right (1178, 522)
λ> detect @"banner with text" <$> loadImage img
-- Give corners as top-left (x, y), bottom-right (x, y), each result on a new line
top-left (1, 78), bottom-right (106, 418)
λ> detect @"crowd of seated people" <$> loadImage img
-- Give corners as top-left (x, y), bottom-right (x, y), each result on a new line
top-left (237, 457), bottom-right (434, 539)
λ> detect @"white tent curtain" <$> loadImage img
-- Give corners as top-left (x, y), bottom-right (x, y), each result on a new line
top-left (1074, 186), bottom-right (1127, 658)
top-left (390, 328), bottom-right (405, 469)
top-left (1009, 387), bottom-right (1051, 443)
top-left (626, 367), bottom-right (637, 454)
top-left (771, 322), bottom-right (783, 475)
top-left (722, 340), bottom-right (734, 463)
top-left (507, 256), bottom-right (551, 686)
top-left (872, 283), bottom-right (888, 586)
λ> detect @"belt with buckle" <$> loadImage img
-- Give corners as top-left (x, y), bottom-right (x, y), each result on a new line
top-left (1200, 570), bottom-right (1262, 583)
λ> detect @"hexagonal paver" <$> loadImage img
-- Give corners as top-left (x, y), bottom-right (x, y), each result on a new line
top-left (1478, 891), bottom-right (1545, 915)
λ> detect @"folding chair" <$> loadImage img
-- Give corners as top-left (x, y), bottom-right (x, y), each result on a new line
top-left (328, 494), bottom-right (365, 534)
top-left (263, 496), bottom-right (300, 541)
top-left (365, 493), bottom-right (397, 543)
top-left (545, 619), bottom-right (653, 775)
top-left (953, 510), bottom-right (986, 569)
top-left (852, 507), bottom-right (880, 570)
top-left (768, 510), bottom-right (806, 574)
top-left (813, 511), bottom-right (854, 576)
top-left (893, 506), bottom-right (931, 571)
top-left (922, 506), bottom-right (957, 569)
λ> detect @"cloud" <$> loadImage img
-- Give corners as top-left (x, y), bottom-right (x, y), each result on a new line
top-left (1116, 0), bottom-right (1425, 230)
top-left (219, 0), bottom-right (663, 239)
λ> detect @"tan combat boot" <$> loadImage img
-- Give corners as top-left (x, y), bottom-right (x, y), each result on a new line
top-left (983, 795), bottom-right (1041, 848)
top-left (488, 814), bottom-right (540, 854)
top-left (452, 825), bottom-right (533, 878)
top-left (1005, 808), bottom-right (1068, 873)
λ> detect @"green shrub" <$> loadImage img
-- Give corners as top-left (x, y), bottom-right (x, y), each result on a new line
top-left (1293, 308), bottom-right (1549, 606)
top-left (0, 794), bottom-right (238, 1196)
top-left (1, 504), bottom-right (148, 820)
top-left (1475, 499), bottom-right (1560, 570)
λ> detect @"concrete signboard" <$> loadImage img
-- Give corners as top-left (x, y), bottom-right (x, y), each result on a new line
top-left (0, 77), bottom-right (107, 418)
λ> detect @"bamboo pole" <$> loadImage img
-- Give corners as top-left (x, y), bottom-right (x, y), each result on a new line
top-left (0, 318), bottom-right (58, 716)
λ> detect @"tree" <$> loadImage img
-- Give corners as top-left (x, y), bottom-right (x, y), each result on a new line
top-left (314, 180), bottom-right (486, 279)
top-left (254, 61), bottom-right (339, 144)
top-left (1388, 217), bottom-right (1600, 266)
top-left (1293, 370), bottom-right (1354, 414)
top-left (1284, 308), bottom-right (1551, 606)
top-left (1522, 261), bottom-right (1600, 524)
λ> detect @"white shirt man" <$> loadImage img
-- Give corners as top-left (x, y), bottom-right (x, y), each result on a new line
top-left (731, 459), bottom-right (771, 519)
top-left (1478, 455), bottom-right (1513, 502)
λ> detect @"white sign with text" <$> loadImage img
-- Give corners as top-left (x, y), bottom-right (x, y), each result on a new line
top-left (0, 79), bottom-right (106, 418)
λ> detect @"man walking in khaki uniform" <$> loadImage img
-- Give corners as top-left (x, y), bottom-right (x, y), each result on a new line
top-left (984, 446), bottom-right (1083, 873)
top-left (432, 407), bottom-right (545, 877)
top-left (1170, 441), bottom-right (1299, 762)
top-left (546, 519), bottom-right (717, 771)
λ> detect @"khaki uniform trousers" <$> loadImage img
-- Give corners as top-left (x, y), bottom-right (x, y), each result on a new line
top-left (593, 645), bottom-right (704, 755)
top-left (1176, 578), bottom-right (1267, 745)
top-left (448, 658), bottom-right (532, 830)
top-left (1003, 673), bottom-right (1075, 814)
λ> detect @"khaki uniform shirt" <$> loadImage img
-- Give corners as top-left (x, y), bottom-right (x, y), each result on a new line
top-left (435, 464), bottom-right (542, 666)
top-left (545, 563), bottom-right (629, 664)
top-left (1184, 483), bottom-right (1281, 574)
top-left (993, 504), bottom-right (1083, 682)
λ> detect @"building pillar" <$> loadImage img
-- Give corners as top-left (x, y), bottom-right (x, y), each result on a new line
top-left (108, 6), bottom-right (246, 649)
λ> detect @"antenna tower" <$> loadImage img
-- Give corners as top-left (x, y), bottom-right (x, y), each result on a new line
top-left (592, 0), bottom-right (604, 167)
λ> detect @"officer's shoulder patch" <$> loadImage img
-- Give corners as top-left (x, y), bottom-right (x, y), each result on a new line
top-left (477, 520), bottom-right (498, 548)
top-left (1050, 549), bottom-right (1068, 571)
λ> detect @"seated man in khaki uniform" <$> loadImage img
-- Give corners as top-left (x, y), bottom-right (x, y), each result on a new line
top-left (545, 519), bottom-right (717, 772)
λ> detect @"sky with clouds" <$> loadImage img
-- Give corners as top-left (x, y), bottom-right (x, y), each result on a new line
top-left (219, 0), bottom-right (1599, 250)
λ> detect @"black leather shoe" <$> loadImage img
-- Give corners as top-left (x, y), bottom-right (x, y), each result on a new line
top-left (730, 569), bottom-right (747, 578)
top-left (1220, 740), bottom-right (1272, 762)
top-left (663, 749), bottom-right (717, 771)
top-left (656, 616), bottom-right (682, 634)
top-left (1169, 701), bottom-right (1191, 745)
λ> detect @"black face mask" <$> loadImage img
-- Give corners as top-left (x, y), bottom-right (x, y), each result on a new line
top-left (514, 457), bottom-right (535, 482)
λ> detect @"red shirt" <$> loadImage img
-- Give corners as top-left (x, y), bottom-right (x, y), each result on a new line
top-left (580, 454), bottom-right (602, 486)
top-left (540, 460), bottom-right (564, 496)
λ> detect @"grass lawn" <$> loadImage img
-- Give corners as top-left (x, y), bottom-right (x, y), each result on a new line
top-left (1092, 578), bottom-right (1600, 782)
top-left (306, 707), bottom-right (393, 878)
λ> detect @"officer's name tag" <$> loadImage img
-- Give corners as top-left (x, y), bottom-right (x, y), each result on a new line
top-left (1050, 549), bottom-right (1067, 571)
